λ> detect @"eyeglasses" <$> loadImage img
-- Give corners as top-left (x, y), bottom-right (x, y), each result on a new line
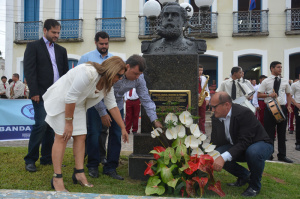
top-left (116, 73), bottom-right (125, 79)
top-left (210, 102), bottom-right (225, 109)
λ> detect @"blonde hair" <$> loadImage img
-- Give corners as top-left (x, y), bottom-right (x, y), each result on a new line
top-left (87, 56), bottom-right (126, 95)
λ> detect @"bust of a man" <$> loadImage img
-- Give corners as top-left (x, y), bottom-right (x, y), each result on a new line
top-left (141, 2), bottom-right (206, 55)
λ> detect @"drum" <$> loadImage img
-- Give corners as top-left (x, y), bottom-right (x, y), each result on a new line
top-left (233, 96), bottom-right (256, 114)
top-left (266, 99), bottom-right (286, 123)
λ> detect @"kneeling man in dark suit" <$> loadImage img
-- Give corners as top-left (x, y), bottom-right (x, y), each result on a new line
top-left (210, 92), bottom-right (273, 197)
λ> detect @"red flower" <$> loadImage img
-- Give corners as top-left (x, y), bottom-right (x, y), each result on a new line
top-left (153, 146), bottom-right (166, 160)
top-left (199, 154), bottom-right (214, 173)
top-left (144, 160), bottom-right (155, 176)
top-left (208, 181), bottom-right (226, 197)
top-left (192, 177), bottom-right (208, 198)
top-left (185, 179), bottom-right (196, 197)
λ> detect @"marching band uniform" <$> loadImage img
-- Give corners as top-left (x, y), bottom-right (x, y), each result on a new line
top-left (216, 78), bottom-right (244, 100)
top-left (258, 75), bottom-right (293, 162)
top-left (6, 80), bottom-right (25, 99)
top-left (125, 88), bottom-right (140, 134)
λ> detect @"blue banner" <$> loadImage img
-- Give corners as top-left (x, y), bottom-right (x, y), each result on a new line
top-left (0, 99), bottom-right (35, 141)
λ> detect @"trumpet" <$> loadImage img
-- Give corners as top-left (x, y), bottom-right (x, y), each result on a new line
top-left (198, 75), bottom-right (210, 107)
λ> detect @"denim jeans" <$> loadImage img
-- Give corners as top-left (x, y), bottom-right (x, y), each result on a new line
top-left (86, 107), bottom-right (106, 168)
top-left (86, 107), bottom-right (123, 173)
top-left (24, 100), bottom-right (54, 165)
top-left (216, 141), bottom-right (273, 191)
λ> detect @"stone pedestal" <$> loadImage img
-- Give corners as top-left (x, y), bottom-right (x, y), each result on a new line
top-left (128, 54), bottom-right (198, 180)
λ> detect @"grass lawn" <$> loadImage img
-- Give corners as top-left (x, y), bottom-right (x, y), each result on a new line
top-left (0, 147), bottom-right (299, 198)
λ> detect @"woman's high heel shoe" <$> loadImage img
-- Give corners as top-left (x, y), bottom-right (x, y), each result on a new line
top-left (72, 168), bottom-right (93, 187)
top-left (51, 173), bottom-right (69, 192)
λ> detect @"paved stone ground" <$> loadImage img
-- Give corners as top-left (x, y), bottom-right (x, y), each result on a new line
top-left (1, 111), bottom-right (299, 164)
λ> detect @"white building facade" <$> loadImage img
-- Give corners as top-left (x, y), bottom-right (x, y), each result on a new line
top-left (5, 0), bottom-right (300, 86)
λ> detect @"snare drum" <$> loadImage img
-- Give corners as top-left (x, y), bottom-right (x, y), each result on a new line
top-left (266, 99), bottom-right (286, 123)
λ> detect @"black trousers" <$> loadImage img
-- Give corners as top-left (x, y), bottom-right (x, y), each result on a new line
top-left (294, 106), bottom-right (300, 145)
top-left (264, 105), bottom-right (287, 158)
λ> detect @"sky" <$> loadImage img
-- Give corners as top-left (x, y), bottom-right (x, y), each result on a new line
top-left (0, 0), bottom-right (6, 58)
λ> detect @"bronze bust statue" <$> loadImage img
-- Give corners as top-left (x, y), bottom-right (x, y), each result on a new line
top-left (141, 2), bottom-right (207, 55)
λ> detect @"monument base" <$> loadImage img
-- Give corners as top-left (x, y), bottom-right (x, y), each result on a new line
top-left (129, 54), bottom-right (199, 180)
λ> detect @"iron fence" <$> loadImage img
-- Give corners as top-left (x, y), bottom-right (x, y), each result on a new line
top-left (15, 21), bottom-right (43, 42)
top-left (57, 19), bottom-right (83, 40)
top-left (95, 17), bottom-right (126, 38)
top-left (233, 10), bottom-right (269, 34)
top-left (286, 8), bottom-right (300, 31)
top-left (189, 12), bottom-right (218, 34)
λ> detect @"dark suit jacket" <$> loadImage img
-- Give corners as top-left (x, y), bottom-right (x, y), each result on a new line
top-left (24, 38), bottom-right (69, 98)
top-left (210, 103), bottom-right (272, 161)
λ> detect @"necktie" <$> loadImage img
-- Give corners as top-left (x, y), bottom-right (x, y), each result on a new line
top-left (129, 89), bottom-right (133, 97)
top-left (231, 80), bottom-right (236, 100)
top-left (3, 83), bottom-right (6, 89)
top-left (274, 77), bottom-right (280, 95)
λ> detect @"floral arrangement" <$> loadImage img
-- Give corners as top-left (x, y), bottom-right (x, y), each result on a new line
top-left (144, 108), bottom-right (225, 197)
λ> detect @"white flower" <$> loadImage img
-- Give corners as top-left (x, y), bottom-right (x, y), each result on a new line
top-left (199, 134), bottom-right (207, 141)
top-left (208, 150), bottom-right (221, 160)
top-left (189, 124), bottom-right (201, 138)
top-left (165, 113), bottom-right (178, 124)
top-left (179, 111), bottom-right (193, 127)
top-left (151, 128), bottom-right (162, 138)
top-left (184, 135), bottom-right (199, 148)
top-left (166, 127), bottom-right (177, 140)
top-left (202, 143), bottom-right (216, 153)
top-left (191, 147), bottom-right (204, 156)
top-left (176, 125), bottom-right (186, 138)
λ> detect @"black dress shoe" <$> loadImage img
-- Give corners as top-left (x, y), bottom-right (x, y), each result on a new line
top-left (88, 167), bottom-right (99, 178)
top-left (25, 164), bottom-right (37, 172)
top-left (241, 186), bottom-right (260, 197)
top-left (104, 170), bottom-right (124, 180)
top-left (296, 145), bottom-right (300, 151)
top-left (227, 176), bottom-right (250, 187)
top-left (278, 157), bottom-right (293, 163)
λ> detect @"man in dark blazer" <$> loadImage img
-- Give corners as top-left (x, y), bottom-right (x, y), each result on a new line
top-left (23, 19), bottom-right (69, 172)
top-left (210, 92), bottom-right (273, 197)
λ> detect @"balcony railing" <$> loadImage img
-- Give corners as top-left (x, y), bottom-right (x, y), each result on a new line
top-left (187, 12), bottom-right (218, 38)
top-left (138, 16), bottom-right (161, 39)
top-left (233, 10), bottom-right (269, 37)
top-left (57, 19), bottom-right (83, 42)
top-left (14, 21), bottom-right (43, 43)
top-left (285, 8), bottom-right (300, 35)
top-left (95, 17), bottom-right (126, 41)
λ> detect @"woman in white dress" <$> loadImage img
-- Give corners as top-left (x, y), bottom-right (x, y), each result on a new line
top-left (43, 56), bottom-right (128, 192)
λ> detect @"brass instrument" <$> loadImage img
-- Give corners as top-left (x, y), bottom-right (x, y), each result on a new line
top-left (198, 75), bottom-right (210, 107)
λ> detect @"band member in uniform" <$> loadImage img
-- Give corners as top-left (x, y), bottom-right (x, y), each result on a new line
top-left (291, 78), bottom-right (300, 151)
top-left (216, 66), bottom-right (244, 100)
top-left (198, 65), bottom-right (210, 134)
top-left (257, 61), bottom-right (293, 163)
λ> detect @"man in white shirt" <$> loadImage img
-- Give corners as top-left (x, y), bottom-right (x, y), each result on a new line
top-left (198, 65), bottom-right (210, 134)
top-left (211, 92), bottom-right (273, 197)
top-left (124, 88), bottom-right (140, 134)
top-left (257, 61), bottom-right (293, 163)
top-left (216, 66), bottom-right (244, 100)
top-left (291, 79), bottom-right (300, 151)
top-left (6, 73), bottom-right (25, 99)
top-left (0, 76), bottom-right (8, 98)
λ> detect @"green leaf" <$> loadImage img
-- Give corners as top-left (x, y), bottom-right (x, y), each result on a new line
top-left (172, 137), bottom-right (186, 148)
top-left (164, 147), bottom-right (177, 165)
top-left (174, 181), bottom-right (186, 196)
top-left (175, 144), bottom-right (187, 160)
top-left (161, 166), bottom-right (174, 183)
top-left (156, 159), bottom-right (166, 174)
top-left (167, 178), bottom-right (180, 189)
top-left (145, 176), bottom-right (165, 196)
top-left (150, 150), bottom-right (165, 158)
top-left (179, 162), bottom-right (189, 172)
